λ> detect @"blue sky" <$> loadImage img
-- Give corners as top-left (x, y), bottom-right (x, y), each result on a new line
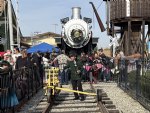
top-left (12, 0), bottom-right (110, 49)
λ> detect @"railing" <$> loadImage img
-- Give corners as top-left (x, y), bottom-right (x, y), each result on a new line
top-left (117, 59), bottom-right (150, 111)
top-left (0, 66), bottom-right (43, 113)
top-left (0, 71), bottom-right (13, 113)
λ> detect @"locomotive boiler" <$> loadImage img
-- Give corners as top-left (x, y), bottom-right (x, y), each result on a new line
top-left (55, 3), bottom-right (105, 54)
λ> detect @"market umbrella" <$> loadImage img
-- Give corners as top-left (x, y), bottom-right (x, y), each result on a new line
top-left (27, 42), bottom-right (59, 53)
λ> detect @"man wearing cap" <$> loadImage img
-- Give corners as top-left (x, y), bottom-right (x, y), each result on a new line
top-left (65, 51), bottom-right (85, 101)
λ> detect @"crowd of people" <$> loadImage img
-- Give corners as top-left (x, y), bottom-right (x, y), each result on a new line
top-left (0, 46), bottom-right (144, 102)
top-left (0, 47), bottom-right (120, 83)
top-left (0, 47), bottom-right (117, 86)
top-left (49, 48), bottom-right (116, 85)
top-left (49, 48), bottom-right (116, 101)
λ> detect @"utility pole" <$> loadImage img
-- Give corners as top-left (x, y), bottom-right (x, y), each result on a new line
top-left (4, 0), bottom-right (8, 50)
top-left (15, 0), bottom-right (20, 48)
top-left (7, 0), bottom-right (14, 51)
top-left (51, 24), bottom-right (58, 33)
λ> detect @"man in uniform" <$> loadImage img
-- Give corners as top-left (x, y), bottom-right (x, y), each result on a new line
top-left (65, 51), bottom-right (85, 101)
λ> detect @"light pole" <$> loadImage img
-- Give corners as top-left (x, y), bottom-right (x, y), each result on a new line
top-left (51, 24), bottom-right (58, 33)
top-left (15, 0), bottom-right (20, 48)
top-left (8, 0), bottom-right (14, 51)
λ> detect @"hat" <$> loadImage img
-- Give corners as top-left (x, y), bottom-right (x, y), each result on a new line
top-left (1, 60), bottom-right (10, 66)
top-left (69, 51), bottom-right (76, 57)
top-left (98, 48), bottom-right (103, 52)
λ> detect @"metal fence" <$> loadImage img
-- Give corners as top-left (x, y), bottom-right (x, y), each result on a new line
top-left (0, 66), bottom-right (43, 113)
top-left (117, 59), bottom-right (150, 111)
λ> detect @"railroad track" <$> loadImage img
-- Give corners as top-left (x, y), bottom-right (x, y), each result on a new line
top-left (28, 83), bottom-right (120, 113)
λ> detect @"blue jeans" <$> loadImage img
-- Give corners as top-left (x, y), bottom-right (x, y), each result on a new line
top-left (64, 68), bottom-right (69, 84)
top-left (59, 69), bottom-right (69, 84)
top-left (59, 70), bottom-right (64, 84)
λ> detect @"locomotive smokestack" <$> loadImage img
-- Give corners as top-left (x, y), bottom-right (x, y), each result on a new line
top-left (71, 7), bottom-right (82, 19)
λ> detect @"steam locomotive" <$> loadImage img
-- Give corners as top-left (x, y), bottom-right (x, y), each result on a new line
top-left (55, 3), bottom-right (105, 54)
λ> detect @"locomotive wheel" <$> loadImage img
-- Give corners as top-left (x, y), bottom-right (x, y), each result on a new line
top-left (97, 89), bottom-right (102, 101)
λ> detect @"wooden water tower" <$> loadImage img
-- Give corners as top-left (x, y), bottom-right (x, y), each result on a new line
top-left (104, 0), bottom-right (150, 56)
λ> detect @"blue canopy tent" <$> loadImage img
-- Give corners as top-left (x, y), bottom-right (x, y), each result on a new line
top-left (27, 42), bottom-right (59, 53)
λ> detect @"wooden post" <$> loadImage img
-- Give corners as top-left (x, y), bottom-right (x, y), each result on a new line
top-left (106, 0), bottom-right (110, 35)
top-left (111, 22), bottom-right (114, 57)
top-left (142, 20), bottom-right (145, 75)
top-left (126, 21), bottom-right (131, 55)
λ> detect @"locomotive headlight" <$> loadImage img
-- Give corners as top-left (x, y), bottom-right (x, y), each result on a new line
top-left (74, 30), bottom-right (80, 38)
top-left (71, 29), bottom-right (84, 43)
top-left (68, 24), bottom-right (86, 43)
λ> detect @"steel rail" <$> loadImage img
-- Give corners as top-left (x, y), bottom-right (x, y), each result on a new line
top-left (90, 83), bottom-right (109, 113)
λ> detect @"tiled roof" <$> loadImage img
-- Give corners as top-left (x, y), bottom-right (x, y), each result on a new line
top-left (21, 32), bottom-right (61, 39)
top-left (36, 32), bottom-right (61, 37)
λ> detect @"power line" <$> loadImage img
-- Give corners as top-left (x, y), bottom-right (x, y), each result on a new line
top-left (97, 1), bottom-right (103, 10)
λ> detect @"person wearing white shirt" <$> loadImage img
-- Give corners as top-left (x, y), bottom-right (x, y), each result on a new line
top-left (12, 47), bottom-right (22, 69)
